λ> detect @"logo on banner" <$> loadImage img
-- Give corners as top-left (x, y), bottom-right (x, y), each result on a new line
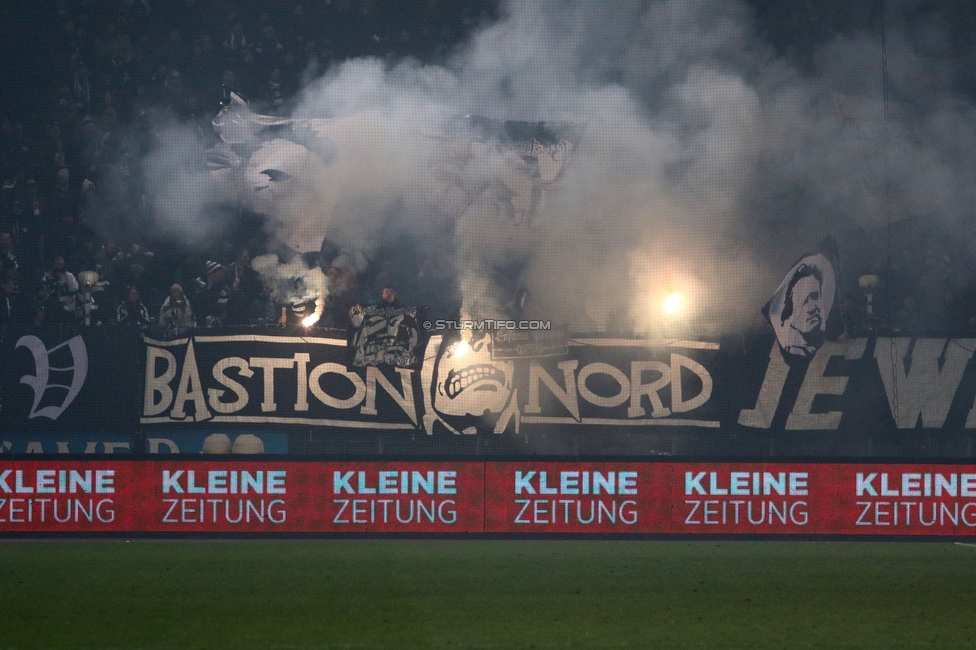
top-left (422, 334), bottom-right (520, 435)
top-left (16, 335), bottom-right (89, 420)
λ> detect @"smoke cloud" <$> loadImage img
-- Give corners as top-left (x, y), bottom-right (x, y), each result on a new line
top-left (142, 0), bottom-right (976, 336)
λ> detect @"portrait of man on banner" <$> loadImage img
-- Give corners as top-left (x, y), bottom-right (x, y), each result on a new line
top-left (763, 252), bottom-right (837, 359)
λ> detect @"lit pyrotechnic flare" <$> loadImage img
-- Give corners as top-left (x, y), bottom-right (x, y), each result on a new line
top-left (452, 340), bottom-right (470, 358)
top-left (663, 292), bottom-right (681, 315)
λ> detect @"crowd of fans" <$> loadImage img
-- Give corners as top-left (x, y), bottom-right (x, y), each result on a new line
top-left (0, 0), bottom-right (488, 332)
top-left (3, 1), bottom-right (976, 337)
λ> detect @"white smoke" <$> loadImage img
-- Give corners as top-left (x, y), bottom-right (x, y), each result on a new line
top-left (142, 122), bottom-right (231, 244)
top-left (251, 253), bottom-right (328, 324)
top-left (142, 0), bottom-right (976, 335)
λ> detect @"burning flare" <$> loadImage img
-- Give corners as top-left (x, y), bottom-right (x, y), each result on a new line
top-left (663, 293), bottom-right (681, 315)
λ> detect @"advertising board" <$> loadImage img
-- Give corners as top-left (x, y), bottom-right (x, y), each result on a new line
top-left (1, 460), bottom-right (974, 537)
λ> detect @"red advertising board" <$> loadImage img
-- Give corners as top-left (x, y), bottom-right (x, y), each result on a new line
top-left (828, 464), bottom-right (976, 536)
top-left (483, 462), bottom-right (670, 533)
top-left (1, 460), bottom-right (975, 536)
top-left (316, 461), bottom-right (484, 533)
top-left (666, 463), bottom-right (976, 536)
top-left (670, 463), bottom-right (820, 535)
top-left (0, 461), bottom-right (485, 534)
top-left (0, 461), bottom-right (137, 533)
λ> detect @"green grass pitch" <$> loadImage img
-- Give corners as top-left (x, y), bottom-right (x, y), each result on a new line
top-left (0, 540), bottom-right (974, 649)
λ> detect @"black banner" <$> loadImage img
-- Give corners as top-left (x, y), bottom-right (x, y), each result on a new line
top-left (141, 331), bottom-right (420, 430)
top-left (3, 326), bottom-right (976, 459)
top-left (0, 325), bottom-right (141, 433)
top-left (134, 330), bottom-right (976, 455)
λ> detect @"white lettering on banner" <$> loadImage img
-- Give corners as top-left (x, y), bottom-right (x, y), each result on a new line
top-left (513, 499), bottom-right (638, 525)
top-left (142, 344), bottom-right (417, 424)
top-left (145, 346), bottom-right (177, 416)
top-left (523, 355), bottom-right (712, 421)
top-left (250, 356), bottom-right (298, 412)
top-left (737, 343), bottom-right (789, 428)
top-left (161, 498), bottom-right (286, 524)
top-left (360, 366), bottom-right (417, 425)
top-left (170, 341), bottom-right (211, 422)
top-left (739, 339), bottom-right (867, 429)
top-left (0, 498), bottom-right (115, 523)
top-left (208, 357), bottom-right (252, 413)
top-left (853, 471), bottom-right (976, 528)
top-left (874, 338), bottom-right (975, 428)
top-left (329, 469), bottom-right (461, 525)
top-left (787, 340), bottom-right (865, 429)
top-left (309, 363), bottom-right (365, 409)
top-left (525, 361), bottom-right (580, 420)
top-left (0, 469), bottom-right (114, 494)
top-left (577, 363), bottom-right (630, 408)
top-left (513, 471), bottom-right (637, 495)
top-left (332, 470), bottom-right (456, 495)
top-left (161, 470), bottom-right (285, 495)
top-left (683, 500), bottom-right (808, 526)
top-left (16, 335), bottom-right (89, 420)
top-left (628, 361), bottom-right (672, 418)
top-left (855, 472), bottom-right (976, 497)
top-left (506, 468), bottom-right (641, 524)
top-left (684, 472), bottom-right (808, 496)
top-left (680, 471), bottom-right (809, 527)
top-left (855, 501), bottom-right (976, 527)
top-left (142, 336), bottom-right (724, 427)
top-left (332, 499), bottom-right (457, 525)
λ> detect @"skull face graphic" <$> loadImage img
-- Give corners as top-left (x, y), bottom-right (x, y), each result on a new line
top-left (422, 333), bottom-right (519, 435)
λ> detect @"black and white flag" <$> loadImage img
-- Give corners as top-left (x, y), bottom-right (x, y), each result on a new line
top-left (349, 305), bottom-right (425, 367)
top-left (763, 242), bottom-right (841, 359)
